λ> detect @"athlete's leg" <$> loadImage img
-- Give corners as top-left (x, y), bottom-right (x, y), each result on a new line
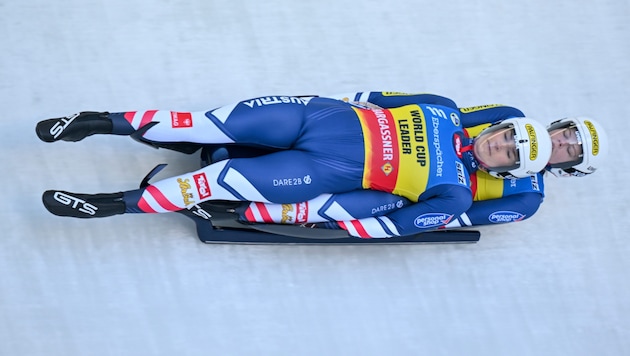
top-left (40, 97), bottom-right (370, 219)
top-left (241, 190), bottom-right (413, 224)
top-left (35, 96), bottom-right (313, 148)
top-left (192, 97), bottom-right (367, 203)
top-left (117, 147), bottom-right (363, 217)
top-left (130, 96), bottom-right (315, 147)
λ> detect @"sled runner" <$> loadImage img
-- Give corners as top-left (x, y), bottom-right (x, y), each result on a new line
top-left (173, 199), bottom-right (481, 245)
top-left (192, 212), bottom-right (479, 245)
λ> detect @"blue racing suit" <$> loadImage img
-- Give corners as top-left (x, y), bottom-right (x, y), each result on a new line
top-left (236, 92), bottom-right (545, 232)
top-left (118, 95), bottom-right (473, 237)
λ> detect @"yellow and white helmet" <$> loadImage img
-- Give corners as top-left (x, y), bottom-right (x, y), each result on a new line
top-left (475, 117), bottom-right (553, 179)
top-left (547, 117), bottom-right (608, 177)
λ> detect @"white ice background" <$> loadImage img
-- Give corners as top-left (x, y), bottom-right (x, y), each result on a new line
top-left (1, 1), bottom-right (629, 355)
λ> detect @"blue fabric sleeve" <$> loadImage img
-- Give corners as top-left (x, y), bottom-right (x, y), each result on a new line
top-left (354, 92), bottom-right (459, 110)
top-left (459, 105), bottom-right (525, 127)
top-left (383, 184), bottom-right (472, 236)
top-left (456, 192), bottom-right (543, 226)
top-left (318, 190), bottom-right (542, 232)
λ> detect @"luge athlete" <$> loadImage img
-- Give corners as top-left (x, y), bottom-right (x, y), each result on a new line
top-left (36, 94), bottom-right (552, 237)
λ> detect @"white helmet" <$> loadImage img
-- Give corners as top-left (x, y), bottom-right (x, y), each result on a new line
top-left (474, 117), bottom-right (552, 179)
top-left (546, 117), bottom-right (608, 177)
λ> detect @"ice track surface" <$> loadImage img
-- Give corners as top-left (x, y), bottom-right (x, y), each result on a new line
top-left (1, 1), bottom-right (629, 355)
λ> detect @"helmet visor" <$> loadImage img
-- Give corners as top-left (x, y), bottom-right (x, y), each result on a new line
top-left (547, 120), bottom-right (584, 169)
top-left (473, 123), bottom-right (520, 172)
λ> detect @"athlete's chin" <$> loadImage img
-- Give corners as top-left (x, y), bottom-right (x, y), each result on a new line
top-left (477, 154), bottom-right (490, 167)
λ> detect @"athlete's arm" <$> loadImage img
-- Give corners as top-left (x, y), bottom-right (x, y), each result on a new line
top-left (336, 184), bottom-right (472, 238)
top-left (326, 91), bottom-right (458, 110)
top-left (445, 192), bottom-right (543, 228)
top-left (459, 105), bottom-right (525, 127)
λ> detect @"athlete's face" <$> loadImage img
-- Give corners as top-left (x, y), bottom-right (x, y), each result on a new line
top-left (549, 126), bottom-right (583, 165)
top-left (473, 127), bottom-right (519, 169)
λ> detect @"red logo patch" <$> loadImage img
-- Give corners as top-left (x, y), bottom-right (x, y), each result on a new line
top-left (453, 134), bottom-right (462, 158)
top-left (193, 173), bottom-right (211, 199)
top-left (171, 112), bottom-right (193, 128)
top-left (295, 201), bottom-right (308, 223)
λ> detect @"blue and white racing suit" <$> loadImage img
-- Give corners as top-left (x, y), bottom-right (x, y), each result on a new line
top-left (117, 95), bottom-right (474, 237)
top-left (233, 92), bottom-right (545, 234)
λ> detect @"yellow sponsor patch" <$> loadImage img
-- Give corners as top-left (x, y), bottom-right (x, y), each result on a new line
top-left (177, 178), bottom-right (195, 206)
top-left (382, 92), bottom-right (415, 96)
top-left (389, 106), bottom-right (430, 201)
top-left (459, 104), bottom-right (503, 113)
top-left (525, 124), bottom-right (538, 160)
top-left (281, 204), bottom-right (293, 224)
top-left (584, 120), bottom-right (599, 156)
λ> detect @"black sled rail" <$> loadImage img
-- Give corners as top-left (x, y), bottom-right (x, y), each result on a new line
top-left (187, 211), bottom-right (480, 245)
